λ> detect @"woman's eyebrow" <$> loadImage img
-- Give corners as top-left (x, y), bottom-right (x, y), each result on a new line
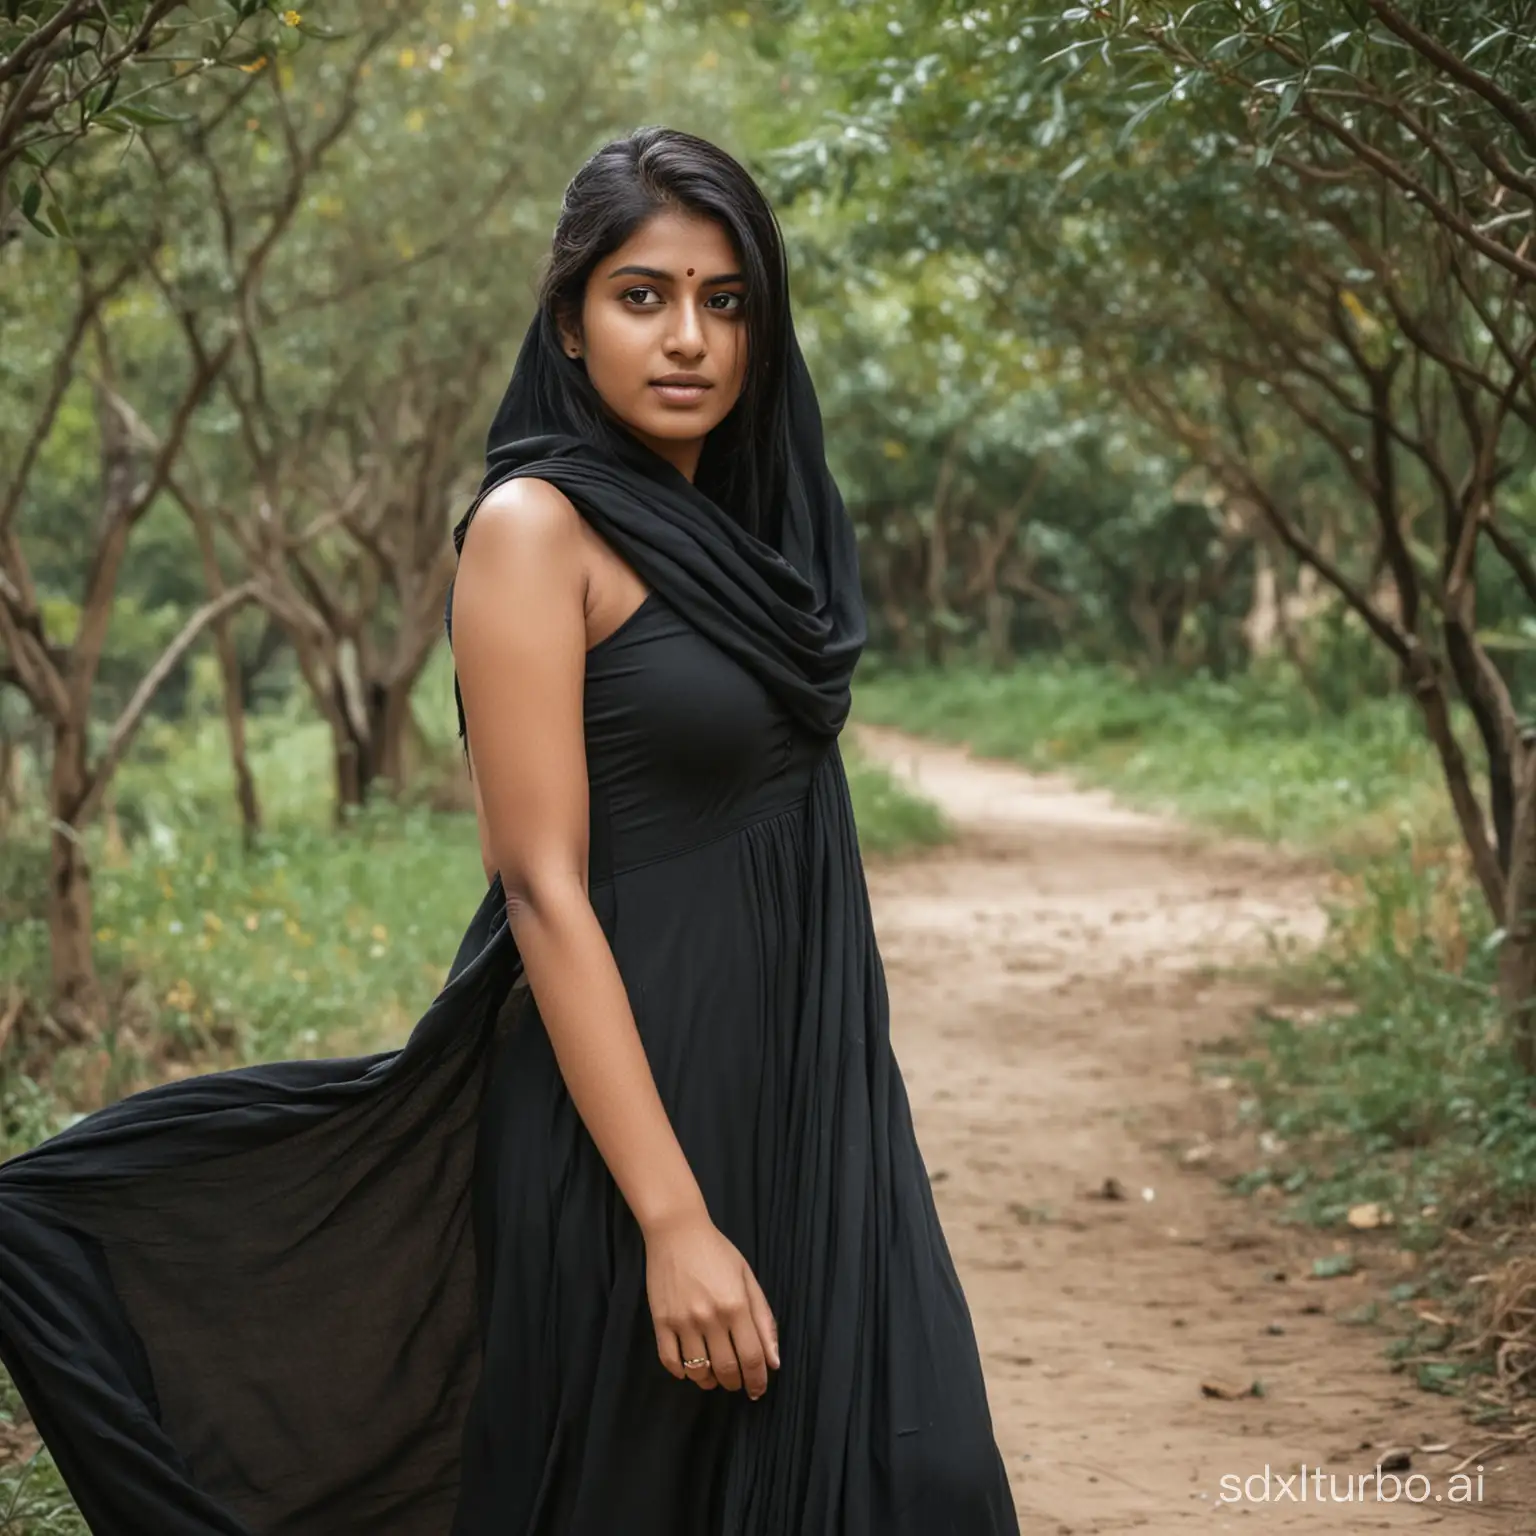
top-left (606, 264), bottom-right (744, 284)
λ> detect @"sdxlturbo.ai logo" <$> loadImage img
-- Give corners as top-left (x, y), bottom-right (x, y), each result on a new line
top-left (1218, 1464), bottom-right (1485, 1505)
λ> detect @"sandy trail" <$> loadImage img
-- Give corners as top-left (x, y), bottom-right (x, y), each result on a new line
top-left (856, 724), bottom-right (1535, 1532)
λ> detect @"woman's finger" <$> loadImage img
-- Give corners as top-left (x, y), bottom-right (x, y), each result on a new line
top-left (656, 1327), bottom-right (686, 1381)
top-left (743, 1267), bottom-right (780, 1371)
top-left (731, 1312), bottom-right (769, 1399)
top-left (679, 1333), bottom-right (718, 1391)
top-left (705, 1323), bottom-right (742, 1392)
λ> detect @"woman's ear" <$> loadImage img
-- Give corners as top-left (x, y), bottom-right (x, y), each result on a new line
top-left (557, 314), bottom-right (584, 361)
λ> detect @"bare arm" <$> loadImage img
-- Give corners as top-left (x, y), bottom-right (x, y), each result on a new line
top-left (453, 480), bottom-right (778, 1398)
top-left (453, 478), bottom-right (707, 1238)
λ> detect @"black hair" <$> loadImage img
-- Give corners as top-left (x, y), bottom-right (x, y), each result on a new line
top-left (531, 125), bottom-right (791, 544)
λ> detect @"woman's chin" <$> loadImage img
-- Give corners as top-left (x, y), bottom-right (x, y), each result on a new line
top-left (622, 410), bottom-right (722, 446)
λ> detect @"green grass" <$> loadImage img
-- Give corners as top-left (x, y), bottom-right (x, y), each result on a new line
top-left (1213, 838), bottom-right (1536, 1237)
top-left (844, 743), bottom-right (950, 855)
top-left (1, 714), bottom-right (488, 1162)
top-left (852, 659), bottom-right (1452, 855)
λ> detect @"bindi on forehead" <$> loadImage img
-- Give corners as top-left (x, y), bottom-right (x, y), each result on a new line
top-left (687, 268), bottom-right (694, 276)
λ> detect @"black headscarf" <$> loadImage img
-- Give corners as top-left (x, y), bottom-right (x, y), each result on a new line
top-left (445, 307), bottom-right (866, 740)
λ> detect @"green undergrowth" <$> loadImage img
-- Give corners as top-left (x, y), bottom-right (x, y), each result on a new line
top-left (1, 715), bottom-right (488, 1164)
top-left (0, 1376), bottom-right (82, 1536)
top-left (852, 659), bottom-right (1452, 854)
top-left (853, 660), bottom-right (1532, 1251)
top-left (844, 745), bottom-right (950, 855)
top-left (1, 706), bottom-right (946, 1163)
top-left (1210, 839), bottom-right (1534, 1236)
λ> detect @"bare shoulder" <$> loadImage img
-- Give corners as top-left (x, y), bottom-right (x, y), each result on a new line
top-left (462, 476), bottom-right (582, 567)
top-left (452, 477), bottom-right (588, 653)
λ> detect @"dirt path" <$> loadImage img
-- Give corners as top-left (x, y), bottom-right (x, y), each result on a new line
top-left (856, 725), bottom-right (1536, 1533)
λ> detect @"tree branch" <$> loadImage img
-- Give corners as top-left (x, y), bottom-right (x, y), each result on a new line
top-left (1364, 0), bottom-right (1536, 153)
top-left (1299, 97), bottom-right (1536, 286)
top-left (1484, 516), bottom-right (1536, 607)
top-left (73, 580), bottom-right (260, 827)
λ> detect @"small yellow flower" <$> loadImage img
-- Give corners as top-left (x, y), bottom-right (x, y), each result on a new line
top-left (370, 924), bottom-right (388, 943)
top-left (397, 47), bottom-right (416, 68)
top-left (282, 9), bottom-right (302, 24)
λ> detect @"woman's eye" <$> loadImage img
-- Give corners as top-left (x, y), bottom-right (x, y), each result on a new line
top-left (620, 288), bottom-right (745, 312)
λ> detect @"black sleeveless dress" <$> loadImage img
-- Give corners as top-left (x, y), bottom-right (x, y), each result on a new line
top-left (452, 590), bottom-right (1016, 1533)
top-left (0, 314), bottom-right (1020, 1533)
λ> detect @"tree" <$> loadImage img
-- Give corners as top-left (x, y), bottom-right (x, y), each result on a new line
top-left (0, 10), bottom-right (398, 1033)
top-left (1, 1), bottom-right (318, 235)
top-left (775, 0), bottom-right (1536, 1069)
top-left (162, 0), bottom-right (741, 810)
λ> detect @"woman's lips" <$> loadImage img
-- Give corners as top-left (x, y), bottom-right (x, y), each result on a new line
top-left (650, 382), bottom-right (711, 405)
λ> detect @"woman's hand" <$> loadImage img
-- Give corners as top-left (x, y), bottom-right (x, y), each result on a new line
top-left (644, 1212), bottom-right (780, 1398)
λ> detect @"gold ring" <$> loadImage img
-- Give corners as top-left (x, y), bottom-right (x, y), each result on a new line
top-left (682, 1355), bottom-right (710, 1370)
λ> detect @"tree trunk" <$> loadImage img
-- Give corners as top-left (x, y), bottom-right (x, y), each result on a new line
top-left (373, 679), bottom-right (416, 790)
top-left (189, 495), bottom-right (262, 848)
top-left (1500, 734), bottom-right (1536, 1077)
top-left (327, 639), bottom-right (376, 819)
top-left (1127, 580), bottom-right (1166, 669)
top-left (331, 718), bottom-right (369, 820)
top-left (47, 723), bottom-right (98, 1040)
top-left (1242, 547), bottom-right (1281, 658)
top-left (223, 668), bottom-right (262, 850)
top-left (983, 589), bottom-right (1012, 667)
top-left (0, 730), bottom-right (21, 834)
top-left (1404, 650), bottom-right (1506, 918)
top-left (924, 449), bottom-right (958, 668)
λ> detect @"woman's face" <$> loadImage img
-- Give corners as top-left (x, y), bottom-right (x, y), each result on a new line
top-left (566, 208), bottom-right (749, 482)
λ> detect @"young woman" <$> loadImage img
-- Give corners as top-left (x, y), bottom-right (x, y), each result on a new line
top-left (0, 128), bottom-right (1019, 1535)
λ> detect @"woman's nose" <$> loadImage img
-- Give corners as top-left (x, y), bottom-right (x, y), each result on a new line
top-left (666, 301), bottom-right (706, 356)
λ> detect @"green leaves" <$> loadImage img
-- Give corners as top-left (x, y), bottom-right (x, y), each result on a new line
top-left (0, 0), bottom-right (343, 236)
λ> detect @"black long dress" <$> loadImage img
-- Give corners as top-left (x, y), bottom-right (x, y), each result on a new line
top-left (0, 315), bottom-right (1020, 1535)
